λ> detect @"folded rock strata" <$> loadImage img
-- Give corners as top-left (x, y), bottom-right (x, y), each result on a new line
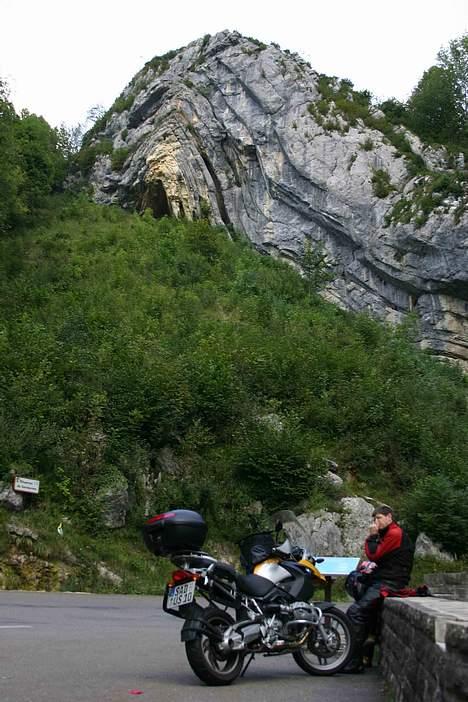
top-left (87, 31), bottom-right (468, 365)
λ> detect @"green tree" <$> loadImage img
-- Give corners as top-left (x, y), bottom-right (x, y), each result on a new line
top-left (403, 475), bottom-right (468, 557)
top-left (379, 98), bottom-right (408, 126)
top-left (437, 33), bottom-right (468, 121)
top-left (407, 66), bottom-right (462, 143)
top-left (301, 241), bottom-right (333, 293)
top-left (0, 79), bottom-right (67, 232)
top-left (405, 33), bottom-right (468, 148)
top-left (0, 80), bottom-right (23, 231)
top-left (15, 112), bottom-right (67, 212)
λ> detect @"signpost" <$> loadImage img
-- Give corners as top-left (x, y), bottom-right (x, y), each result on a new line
top-left (13, 476), bottom-right (40, 495)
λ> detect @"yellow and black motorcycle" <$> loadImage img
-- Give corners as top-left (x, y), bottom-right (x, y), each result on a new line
top-left (143, 509), bottom-right (354, 686)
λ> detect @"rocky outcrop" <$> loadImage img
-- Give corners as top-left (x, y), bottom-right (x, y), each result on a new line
top-left (293, 500), bottom-right (455, 560)
top-left (96, 478), bottom-right (129, 528)
top-left (0, 483), bottom-right (24, 511)
top-left (285, 497), bottom-right (374, 556)
top-left (415, 532), bottom-right (455, 561)
top-left (87, 31), bottom-right (468, 365)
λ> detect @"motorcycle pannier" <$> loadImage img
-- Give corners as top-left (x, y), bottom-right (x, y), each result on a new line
top-left (143, 509), bottom-right (207, 556)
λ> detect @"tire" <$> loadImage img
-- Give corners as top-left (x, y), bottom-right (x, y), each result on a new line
top-left (292, 607), bottom-right (354, 675)
top-left (185, 606), bottom-right (244, 686)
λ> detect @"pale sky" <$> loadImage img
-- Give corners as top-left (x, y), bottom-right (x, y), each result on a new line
top-left (2, 0), bottom-right (467, 129)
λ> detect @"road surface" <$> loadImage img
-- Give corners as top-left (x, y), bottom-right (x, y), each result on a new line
top-left (0, 591), bottom-right (384, 702)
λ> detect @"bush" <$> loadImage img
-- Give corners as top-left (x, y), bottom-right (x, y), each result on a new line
top-left (111, 148), bottom-right (130, 172)
top-left (232, 414), bottom-right (324, 510)
top-left (112, 94), bottom-right (134, 114)
top-left (1, 197), bottom-right (467, 543)
top-left (402, 475), bottom-right (468, 557)
top-left (361, 138), bottom-right (374, 151)
top-left (371, 168), bottom-right (394, 198)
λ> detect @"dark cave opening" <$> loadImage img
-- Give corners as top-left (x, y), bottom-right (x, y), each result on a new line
top-left (139, 180), bottom-right (171, 218)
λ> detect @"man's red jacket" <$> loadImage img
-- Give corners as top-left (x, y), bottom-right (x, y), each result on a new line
top-left (365, 521), bottom-right (414, 588)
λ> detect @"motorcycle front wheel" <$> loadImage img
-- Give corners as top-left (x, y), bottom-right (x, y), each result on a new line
top-left (293, 606), bottom-right (353, 675)
top-left (185, 606), bottom-right (244, 686)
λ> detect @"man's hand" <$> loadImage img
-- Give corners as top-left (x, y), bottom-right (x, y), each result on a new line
top-left (369, 524), bottom-right (379, 536)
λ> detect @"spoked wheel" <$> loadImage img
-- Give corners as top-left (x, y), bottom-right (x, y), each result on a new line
top-left (185, 607), bottom-right (244, 685)
top-left (293, 607), bottom-right (353, 675)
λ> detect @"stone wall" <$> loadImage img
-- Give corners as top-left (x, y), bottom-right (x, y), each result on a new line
top-left (423, 572), bottom-right (468, 601)
top-left (381, 597), bottom-right (468, 702)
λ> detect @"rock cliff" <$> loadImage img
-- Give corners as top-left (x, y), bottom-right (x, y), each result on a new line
top-left (86, 31), bottom-right (468, 365)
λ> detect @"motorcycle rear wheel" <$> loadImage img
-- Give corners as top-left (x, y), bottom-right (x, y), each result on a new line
top-left (185, 606), bottom-right (244, 686)
top-left (293, 606), bottom-right (353, 675)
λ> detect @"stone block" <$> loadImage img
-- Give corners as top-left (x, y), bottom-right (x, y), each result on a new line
top-left (446, 621), bottom-right (468, 655)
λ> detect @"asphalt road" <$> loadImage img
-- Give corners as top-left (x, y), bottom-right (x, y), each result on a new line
top-left (0, 591), bottom-right (384, 702)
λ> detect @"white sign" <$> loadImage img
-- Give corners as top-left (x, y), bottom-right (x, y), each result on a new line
top-left (13, 477), bottom-right (40, 494)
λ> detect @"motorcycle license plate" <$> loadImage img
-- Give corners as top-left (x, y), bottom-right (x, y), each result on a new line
top-left (167, 580), bottom-right (196, 608)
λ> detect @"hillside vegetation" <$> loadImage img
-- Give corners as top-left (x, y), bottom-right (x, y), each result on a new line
top-left (1, 196), bottom-right (467, 567)
top-left (1, 34), bottom-right (468, 591)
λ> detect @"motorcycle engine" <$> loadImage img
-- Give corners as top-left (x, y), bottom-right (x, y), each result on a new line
top-left (291, 601), bottom-right (319, 621)
top-left (282, 602), bottom-right (320, 639)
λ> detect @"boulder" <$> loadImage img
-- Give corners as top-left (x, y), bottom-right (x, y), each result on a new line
top-left (97, 563), bottom-right (123, 586)
top-left (294, 496), bottom-right (375, 557)
top-left (7, 523), bottom-right (38, 541)
top-left (0, 483), bottom-right (24, 511)
top-left (296, 511), bottom-right (344, 556)
top-left (322, 470), bottom-right (344, 488)
top-left (415, 532), bottom-right (454, 561)
top-left (340, 497), bottom-right (374, 556)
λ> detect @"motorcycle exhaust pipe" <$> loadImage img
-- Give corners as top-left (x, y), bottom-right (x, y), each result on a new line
top-left (225, 623), bottom-right (262, 651)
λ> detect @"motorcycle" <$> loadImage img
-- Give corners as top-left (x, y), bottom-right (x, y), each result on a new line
top-left (143, 508), bottom-right (354, 686)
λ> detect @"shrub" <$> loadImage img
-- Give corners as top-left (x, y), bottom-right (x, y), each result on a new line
top-left (402, 475), bottom-right (468, 557)
top-left (112, 94), bottom-right (134, 114)
top-left (361, 138), bottom-right (374, 151)
top-left (371, 169), bottom-right (394, 198)
top-left (232, 414), bottom-right (324, 510)
top-left (1, 197), bottom-right (467, 546)
top-left (111, 148), bottom-right (130, 172)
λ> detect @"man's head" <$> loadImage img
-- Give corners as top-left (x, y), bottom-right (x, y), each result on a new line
top-left (372, 505), bottom-right (394, 530)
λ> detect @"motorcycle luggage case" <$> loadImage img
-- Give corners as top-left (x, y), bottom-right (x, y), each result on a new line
top-left (143, 509), bottom-right (207, 556)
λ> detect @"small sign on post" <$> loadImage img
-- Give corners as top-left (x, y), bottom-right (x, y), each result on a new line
top-left (13, 477), bottom-right (40, 494)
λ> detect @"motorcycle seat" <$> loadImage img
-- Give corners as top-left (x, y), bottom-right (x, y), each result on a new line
top-left (236, 573), bottom-right (275, 597)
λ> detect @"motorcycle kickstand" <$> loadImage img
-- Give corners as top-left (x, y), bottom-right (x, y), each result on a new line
top-left (240, 653), bottom-right (255, 677)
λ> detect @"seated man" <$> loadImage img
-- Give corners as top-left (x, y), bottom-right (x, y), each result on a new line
top-left (344, 504), bottom-right (414, 673)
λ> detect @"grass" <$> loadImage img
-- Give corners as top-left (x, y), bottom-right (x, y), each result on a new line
top-left (1, 504), bottom-right (173, 594)
top-left (410, 555), bottom-right (468, 588)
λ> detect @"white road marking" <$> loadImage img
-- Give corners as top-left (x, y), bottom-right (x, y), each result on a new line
top-left (0, 625), bottom-right (33, 629)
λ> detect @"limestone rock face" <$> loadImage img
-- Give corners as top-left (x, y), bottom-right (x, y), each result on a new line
top-left (88, 31), bottom-right (468, 365)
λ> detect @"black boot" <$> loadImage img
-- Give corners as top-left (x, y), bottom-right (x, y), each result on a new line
top-left (362, 635), bottom-right (376, 667)
top-left (341, 629), bottom-right (366, 673)
top-left (341, 659), bottom-right (365, 674)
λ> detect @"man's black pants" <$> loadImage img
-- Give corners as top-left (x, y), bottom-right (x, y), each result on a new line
top-left (346, 582), bottom-right (383, 667)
